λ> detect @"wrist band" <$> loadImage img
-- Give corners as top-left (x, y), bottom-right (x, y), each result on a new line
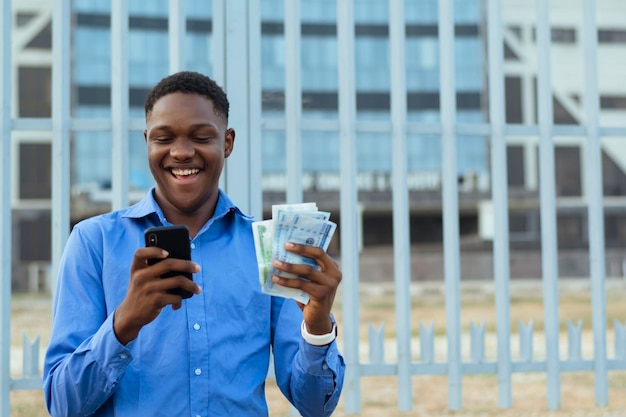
top-left (301, 320), bottom-right (337, 346)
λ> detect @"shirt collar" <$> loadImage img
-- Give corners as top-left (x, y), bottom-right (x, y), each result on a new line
top-left (122, 188), bottom-right (250, 225)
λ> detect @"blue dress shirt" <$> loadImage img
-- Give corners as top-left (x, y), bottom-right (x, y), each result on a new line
top-left (43, 189), bottom-right (345, 417)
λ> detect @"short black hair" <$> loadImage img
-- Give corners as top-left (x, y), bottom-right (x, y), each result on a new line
top-left (144, 71), bottom-right (229, 122)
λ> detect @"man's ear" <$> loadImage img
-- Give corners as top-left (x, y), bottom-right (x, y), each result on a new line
top-left (143, 129), bottom-right (148, 143)
top-left (224, 128), bottom-right (235, 158)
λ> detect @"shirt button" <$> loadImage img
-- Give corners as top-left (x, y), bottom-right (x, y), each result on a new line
top-left (193, 323), bottom-right (200, 331)
top-left (322, 364), bottom-right (329, 370)
top-left (194, 368), bottom-right (202, 376)
top-left (190, 242), bottom-right (196, 249)
top-left (120, 354), bottom-right (128, 360)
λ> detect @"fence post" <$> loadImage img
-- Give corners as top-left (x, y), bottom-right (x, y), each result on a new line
top-left (0, 0), bottom-right (12, 414)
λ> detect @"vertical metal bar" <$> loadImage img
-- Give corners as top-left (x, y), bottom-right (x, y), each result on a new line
top-left (248, 0), bottom-right (263, 221)
top-left (169, 0), bottom-right (186, 73)
top-left (51, 0), bottom-right (71, 297)
top-left (211, 0), bottom-right (226, 87)
top-left (582, 0), bottom-right (607, 406)
top-left (535, 0), bottom-right (561, 410)
top-left (487, 0), bottom-right (512, 408)
top-left (0, 0), bottom-right (12, 413)
top-left (438, 0), bottom-right (462, 410)
top-left (337, 0), bottom-right (361, 412)
top-left (211, 0), bottom-right (226, 192)
top-left (111, 0), bottom-right (129, 210)
top-left (389, 0), bottom-right (412, 411)
top-left (222, 0), bottom-right (251, 214)
top-left (284, 0), bottom-right (302, 203)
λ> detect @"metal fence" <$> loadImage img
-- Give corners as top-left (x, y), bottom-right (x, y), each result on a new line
top-left (2, 0), bottom-right (626, 415)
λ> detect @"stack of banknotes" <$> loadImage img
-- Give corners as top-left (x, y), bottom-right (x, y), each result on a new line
top-left (252, 203), bottom-right (337, 304)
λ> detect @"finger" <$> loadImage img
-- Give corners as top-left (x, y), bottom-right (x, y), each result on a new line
top-left (271, 259), bottom-right (331, 286)
top-left (132, 247), bottom-right (169, 271)
top-left (284, 242), bottom-right (339, 273)
top-left (148, 258), bottom-right (201, 280)
top-left (152, 274), bottom-right (202, 295)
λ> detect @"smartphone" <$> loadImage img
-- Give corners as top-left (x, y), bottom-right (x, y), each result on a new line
top-left (144, 225), bottom-right (194, 299)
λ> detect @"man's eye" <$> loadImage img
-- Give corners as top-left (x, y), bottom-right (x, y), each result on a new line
top-left (153, 137), bottom-right (172, 142)
top-left (194, 136), bottom-right (213, 141)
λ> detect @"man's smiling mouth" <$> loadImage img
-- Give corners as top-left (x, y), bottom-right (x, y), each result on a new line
top-left (171, 168), bottom-right (200, 177)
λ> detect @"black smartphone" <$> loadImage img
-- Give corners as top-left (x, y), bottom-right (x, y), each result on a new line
top-left (144, 225), bottom-right (194, 299)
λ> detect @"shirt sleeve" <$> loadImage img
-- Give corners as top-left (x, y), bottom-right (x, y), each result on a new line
top-left (43, 225), bottom-right (133, 417)
top-left (270, 298), bottom-right (346, 417)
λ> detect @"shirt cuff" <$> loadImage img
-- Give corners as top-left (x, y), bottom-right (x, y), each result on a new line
top-left (88, 313), bottom-right (134, 379)
top-left (297, 338), bottom-right (340, 377)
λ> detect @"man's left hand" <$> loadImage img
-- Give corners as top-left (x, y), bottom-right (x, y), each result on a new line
top-left (270, 242), bottom-right (342, 335)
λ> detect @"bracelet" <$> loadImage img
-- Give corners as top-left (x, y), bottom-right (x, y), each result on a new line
top-left (301, 320), bottom-right (337, 346)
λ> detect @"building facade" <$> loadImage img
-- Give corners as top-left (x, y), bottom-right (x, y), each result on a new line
top-left (10, 0), bottom-right (626, 289)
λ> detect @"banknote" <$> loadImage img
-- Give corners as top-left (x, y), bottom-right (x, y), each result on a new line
top-left (271, 211), bottom-right (335, 279)
top-left (252, 202), bottom-right (337, 304)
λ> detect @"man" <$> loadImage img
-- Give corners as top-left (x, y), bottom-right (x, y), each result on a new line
top-left (43, 71), bottom-right (345, 417)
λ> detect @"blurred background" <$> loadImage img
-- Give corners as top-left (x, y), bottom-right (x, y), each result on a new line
top-left (9, 0), bottom-right (626, 291)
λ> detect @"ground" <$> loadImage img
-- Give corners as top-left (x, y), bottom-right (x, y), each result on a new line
top-left (8, 280), bottom-right (626, 416)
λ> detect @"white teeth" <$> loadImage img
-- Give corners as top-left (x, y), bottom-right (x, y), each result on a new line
top-left (171, 168), bottom-right (199, 176)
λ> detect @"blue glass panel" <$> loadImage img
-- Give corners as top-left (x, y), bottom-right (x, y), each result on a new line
top-left (355, 38), bottom-right (390, 91)
top-left (128, 30), bottom-right (170, 87)
top-left (405, 0), bottom-right (438, 24)
top-left (128, 0), bottom-right (168, 17)
top-left (129, 131), bottom-right (153, 190)
top-left (457, 135), bottom-right (487, 174)
top-left (73, 0), bottom-right (111, 13)
top-left (74, 28), bottom-right (112, 85)
top-left (407, 134), bottom-right (441, 171)
top-left (454, 0), bottom-right (481, 24)
top-left (354, 0), bottom-right (389, 23)
top-left (301, 130), bottom-right (340, 171)
top-left (357, 132), bottom-right (391, 172)
top-left (73, 131), bottom-right (113, 186)
top-left (186, 0), bottom-right (212, 18)
top-left (302, 37), bottom-right (338, 90)
top-left (186, 33), bottom-right (212, 75)
top-left (261, 130), bottom-right (286, 173)
top-left (406, 38), bottom-right (440, 90)
top-left (455, 38), bottom-right (483, 90)
top-left (301, 0), bottom-right (336, 23)
top-left (261, 36), bottom-right (286, 90)
top-left (261, 0), bottom-right (284, 21)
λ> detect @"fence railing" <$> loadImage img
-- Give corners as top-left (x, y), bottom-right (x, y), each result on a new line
top-left (2, 0), bottom-right (626, 415)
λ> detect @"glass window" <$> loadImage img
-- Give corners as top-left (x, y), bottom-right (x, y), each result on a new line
top-left (129, 30), bottom-right (170, 87)
top-left (455, 38), bottom-right (483, 91)
top-left (186, 0), bottom-right (212, 19)
top-left (354, 0), bottom-right (389, 24)
top-left (261, 130), bottom-right (286, 173)
top-left (406, 38), bottom-right (439, 90)
top-left (301, 0), bottom-right (336, 23)
top-left (261, 35), bottom-right (286, 90)
top-left (407, 135), bottom-right (441, 171)
top-left (302, 130), bottom-right (340, 171)
top-left (355, 37), bottom-right (390, 91)
top-left (128, 0), bottom-right (168, 17)
top-left (357, 132), bottom-right (391, 172)
top-left (74, 28), bottom-right (111, 85)
top-left (261, 0), bottom-right (284, 21)
top-left (301, 37), bottom-right (338, 90)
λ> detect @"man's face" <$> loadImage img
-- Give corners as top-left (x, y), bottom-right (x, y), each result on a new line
top-left (144, 92), bottom-right (234, 216)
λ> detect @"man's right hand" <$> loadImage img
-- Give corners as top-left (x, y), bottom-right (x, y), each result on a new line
top-left (113, 247), bottom-right (201, 345)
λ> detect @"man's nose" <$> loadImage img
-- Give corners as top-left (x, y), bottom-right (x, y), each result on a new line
top-left (170, 138), bottom-right (195, 158)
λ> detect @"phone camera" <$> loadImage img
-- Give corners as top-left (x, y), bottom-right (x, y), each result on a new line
top-left (148, 234), bottom-right (157, 246)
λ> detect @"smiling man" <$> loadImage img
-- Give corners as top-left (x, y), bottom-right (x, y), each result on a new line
top-left (43, 71), bottom-right (345, 417)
